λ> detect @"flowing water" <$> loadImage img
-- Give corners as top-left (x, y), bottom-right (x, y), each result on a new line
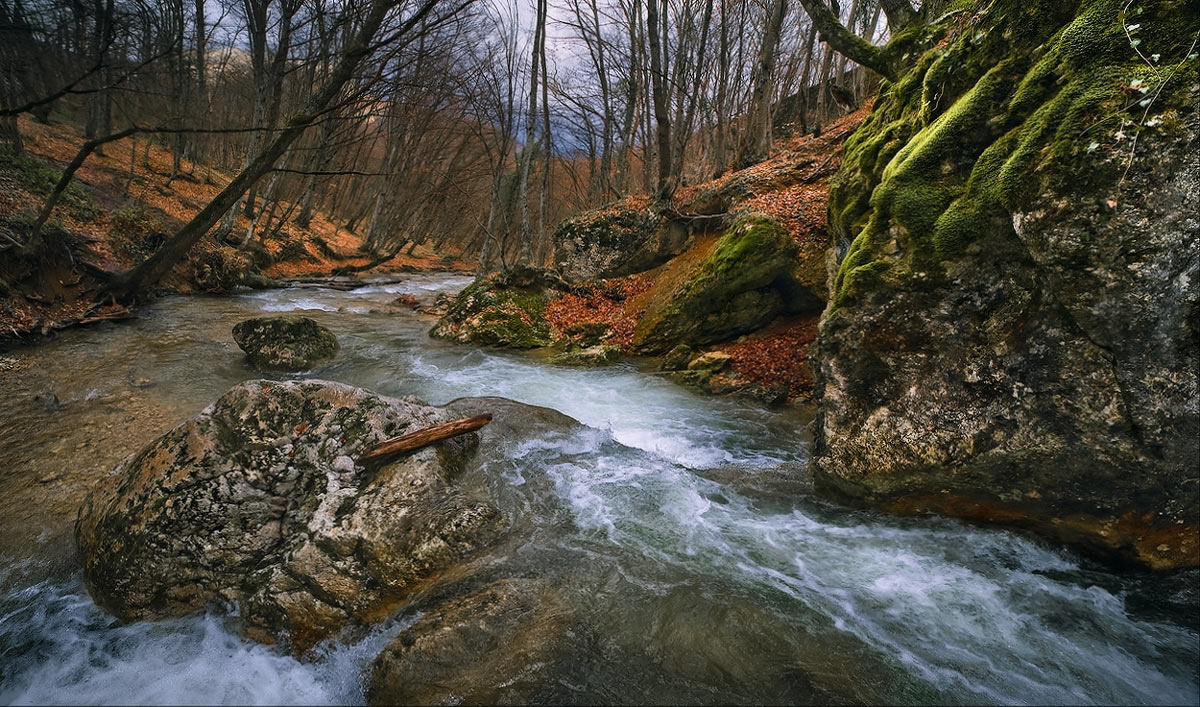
top-left (0, 273), bottom-right (1196, 705)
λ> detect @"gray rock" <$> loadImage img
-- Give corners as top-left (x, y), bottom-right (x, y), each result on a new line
top-left (687, 351), bottom-right (732, 373)
top-left (75, 379), bottom-right (506, 651)
top-left (660, 344), bottom-right (696, 372)
top-left (553, 206), bottom-right (685, 282)
top-left (813, 109), bottom-right (1199, 568)
top-left (232, 316), bottom-right (339, 371)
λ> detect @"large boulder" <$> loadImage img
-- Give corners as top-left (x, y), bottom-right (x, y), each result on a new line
top-left (430, 267), bottom-right (567, 349)
top-left (552, 201), bottom-right (686, 282)
top-left (232, 316), bottom-right (339, 371)
top-left (74, 380), bottom-right (506, 650)
top-left (631, 216), bottom-right (800, 354)
top-left (812, 0), bottom-right (1199, 569)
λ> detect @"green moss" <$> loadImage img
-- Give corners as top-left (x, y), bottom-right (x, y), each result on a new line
top-left (0, 148), bottom-right (98, 220)
top-left (631, 215), bottom-right (795, 352)
top-left (835, 260), bottom-right (892, 308)
top-left (432, 272), bottom-right (552, 349)
top-left (827, 0), bottom-right (1199, 307)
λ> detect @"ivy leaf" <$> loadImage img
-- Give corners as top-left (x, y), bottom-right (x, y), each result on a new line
top-left (1086, 142), bottom-right (1100, 152)
top-left (1130, 38), bottom-right (1142, 48)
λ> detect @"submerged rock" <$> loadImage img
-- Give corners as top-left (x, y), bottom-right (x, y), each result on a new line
top-left (74, 379), bottom-right (505, 651)
top-left (813, 2), bottom-right (1199, 569)
top-left (366, 577), bottom-right (568, 706)
top-left (232, 316), bottom-right (339, 371)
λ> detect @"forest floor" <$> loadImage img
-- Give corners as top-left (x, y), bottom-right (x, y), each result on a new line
top-left (543, 105), bottom-right (868, 402)
top-left (0, 116), bottom-right (470, 342)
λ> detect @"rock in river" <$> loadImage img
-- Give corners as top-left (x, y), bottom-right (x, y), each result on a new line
top-left (74, 379), bottom-right (506, 651)
top-left (366, 577), bottom-right (568, 706)
top-left (232, 316), bottom-right (339, 371)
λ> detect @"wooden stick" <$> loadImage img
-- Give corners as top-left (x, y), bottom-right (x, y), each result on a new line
top-left (357, 414), bottom-right (492, 466)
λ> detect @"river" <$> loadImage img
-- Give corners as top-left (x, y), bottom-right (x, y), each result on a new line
top-left (0, 273), bottom-right (1196, 705)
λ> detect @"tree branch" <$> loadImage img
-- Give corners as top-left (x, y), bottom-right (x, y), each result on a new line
top-left (795, 0), bottom-right (898, 81)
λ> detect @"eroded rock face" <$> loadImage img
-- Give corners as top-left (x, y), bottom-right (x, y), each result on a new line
top-left (812, 1), bottom-right (1199, 569)
top-left (366, 578), bottom-right (568, 706)
top-left (232, 316), bottom-right (339, 371)
top-left (74, 380), bottom-right (506, 650)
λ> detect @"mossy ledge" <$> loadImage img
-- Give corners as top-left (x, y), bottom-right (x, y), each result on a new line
top-left (829, 0), bottom-right (1199, 308)
top-left (813, 0), bottom-right (1199, 570)
top-left (631, 214), bottom-right (798, 354)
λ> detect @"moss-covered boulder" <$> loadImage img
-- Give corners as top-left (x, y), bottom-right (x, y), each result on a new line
top-left (232, 316), bottom-right (339, 371)
top-left (430, 267), bottom-right (562, 349)
top-left (813, 0), bottom-right (1199, 569)
top-left (75, 380), bottom-right (506, 652)
top-left (631, 216), bottom-right (799, 354)
top-left (552, 201), bottom-right (688, 282)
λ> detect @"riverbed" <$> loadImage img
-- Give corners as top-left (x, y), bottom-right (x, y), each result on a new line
top-left (1, 273), bottom-right (1196, 704)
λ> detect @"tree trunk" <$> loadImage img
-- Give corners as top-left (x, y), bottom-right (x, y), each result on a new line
top-left (645, 0), bottom-right (673, 200)
top-left (109, 0), bottom-right (442, 296)
top-left (794, 0), bottom-right (897, 80)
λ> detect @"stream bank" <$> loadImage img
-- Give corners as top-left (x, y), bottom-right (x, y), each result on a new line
top-left (1, 273), bottom-right (1196, 705)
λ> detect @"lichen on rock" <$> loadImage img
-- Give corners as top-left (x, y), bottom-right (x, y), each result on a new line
top-left (74, 379), bottom-right (506, 651)
top-left (232, 316), bottom-right (339, 371)
top-left (552, 200), bottom-right (682, 282)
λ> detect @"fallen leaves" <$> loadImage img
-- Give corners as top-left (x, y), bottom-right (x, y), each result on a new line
top-left (723, 315), bottom-right (821, 398)
top-left (544, 274), bottom-right (652, 350)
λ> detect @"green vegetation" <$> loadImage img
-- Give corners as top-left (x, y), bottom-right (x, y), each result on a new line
top-left (828, 0), bottom-right (1199, 308)
top-left (632, 214), bottom-right (796, 352)
top-left (433, 273), bottom-right (553, 348)
top-left (0, 147), bottom-right (98, 220)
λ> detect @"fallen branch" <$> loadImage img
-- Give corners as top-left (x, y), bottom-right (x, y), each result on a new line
top-left (357, 414), bottom-right (493, 466)
top-left (661, 207), bottom-right (728, 223)
top-left (79, 306), bottom-right (135, 325)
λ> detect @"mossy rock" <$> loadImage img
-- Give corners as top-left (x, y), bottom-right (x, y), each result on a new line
top-left (562, 321), bottom-right (611, 347)
top-left (813, 0), bottom-right (1200, 569)
top-left (549, 344), bottom-right (621, 367)
top-left (430, 267), bottom-right (558, 349)
top-left (232, 316), bottom-right (339, 371)
top-left (828, 0), bottom-right (1199, 308)
top-left (632, 215), bottom-right (797, 354)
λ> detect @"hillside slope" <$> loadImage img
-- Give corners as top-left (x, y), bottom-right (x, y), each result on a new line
top-left (0, 117), bottom-right (467, 340)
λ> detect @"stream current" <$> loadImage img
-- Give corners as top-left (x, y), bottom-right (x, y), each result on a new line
top-left (0, 273), bottom-right (1196, 705)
